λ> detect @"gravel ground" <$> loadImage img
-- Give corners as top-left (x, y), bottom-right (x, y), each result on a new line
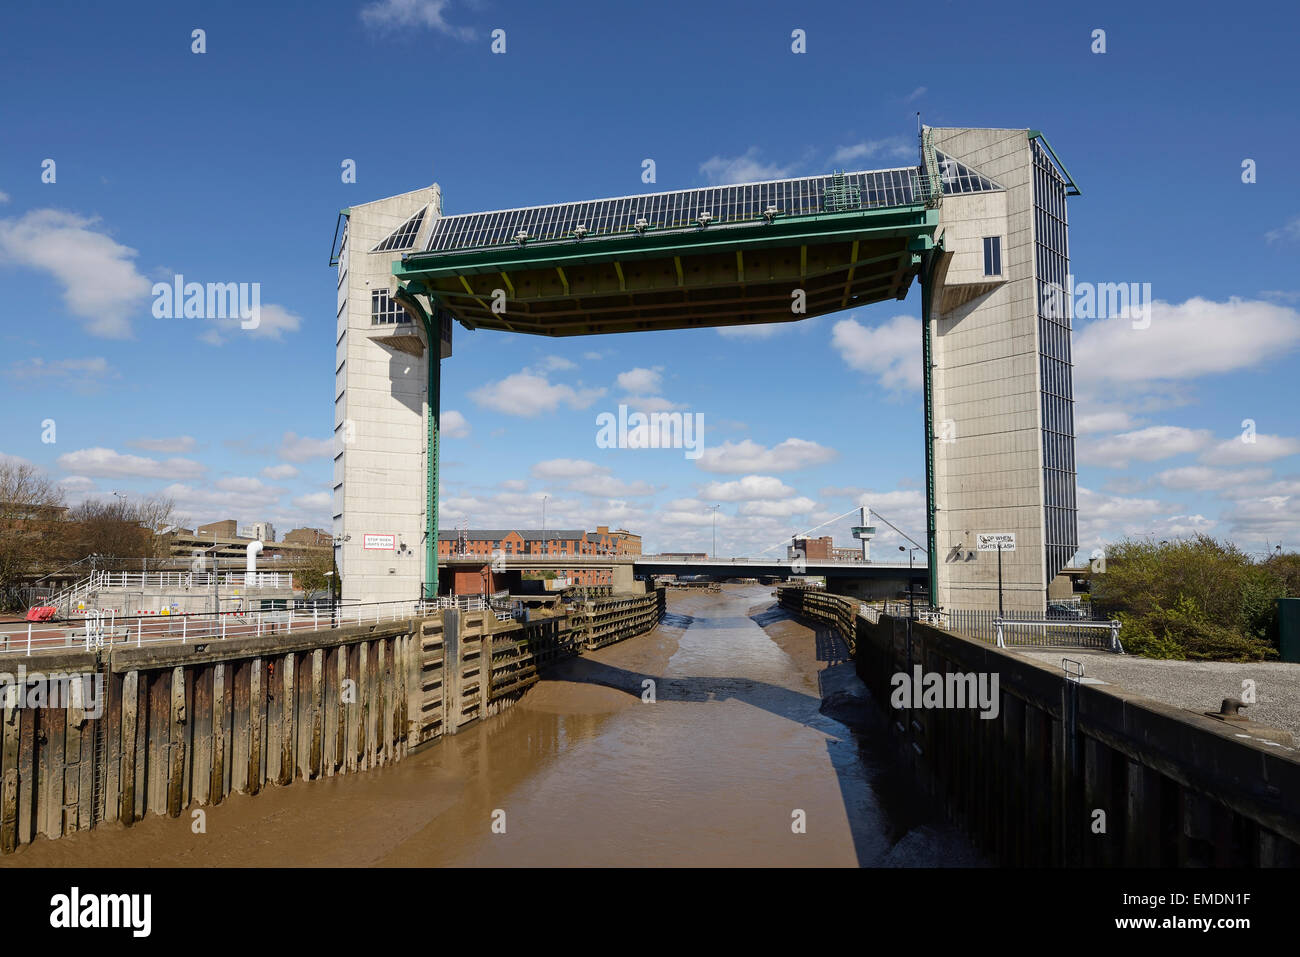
top-left (1015, 650), bottom-right (1300, 741)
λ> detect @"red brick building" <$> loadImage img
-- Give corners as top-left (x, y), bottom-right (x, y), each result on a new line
top-left (438, 527), bottom-right (631, 591)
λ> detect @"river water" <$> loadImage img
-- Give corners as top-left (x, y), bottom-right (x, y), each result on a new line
top-left (1, 585), bottom-right (981, 867)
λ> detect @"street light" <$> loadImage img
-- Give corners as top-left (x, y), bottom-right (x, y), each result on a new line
top-left (899, 545), bottom-right (922, 620)
top-left (708, 505), bottom-right (720, 559)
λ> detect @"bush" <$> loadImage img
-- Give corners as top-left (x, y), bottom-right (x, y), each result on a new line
top-left (1093, 536), bottom-right (1287, 661)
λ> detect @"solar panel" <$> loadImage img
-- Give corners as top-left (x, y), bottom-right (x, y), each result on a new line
top-left (934, 152), bottom-right (1004, 194)
top-left (422, 167), bottom-right (934, 256)
top-left (373, 208), bottom-right (427, 252)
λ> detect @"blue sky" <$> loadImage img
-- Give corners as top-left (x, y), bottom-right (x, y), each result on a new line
top-left (1, 0), bottom-right (1298, 560)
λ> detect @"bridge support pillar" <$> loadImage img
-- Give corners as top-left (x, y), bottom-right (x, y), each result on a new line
top-left (611, 563), bottom-right (636, 595)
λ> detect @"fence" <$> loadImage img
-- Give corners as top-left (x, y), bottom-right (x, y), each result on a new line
top-left (942, 608), bottom-right (1119, 650)
top-left (0, 598), bottom-right (438, 658)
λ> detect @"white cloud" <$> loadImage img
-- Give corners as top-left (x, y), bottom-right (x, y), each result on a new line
top-left (291, 491), bottom-right (333, 511)
top-left (5, 357), bottom-right (112, 382)
top-left (442, 409), bottom-right (470, 438)
top-left (537, 355), bottom-right (576, 372)
top-left (1156, 466), bottom-right (1272, 492)
top-left (57, 476), bottom-right (96, 492)
top-left (830, 314), bottom-right (920, 391)
top-left (1078, 426), bottom-right (1213, 468)
top-left (56, 447), bottom-right (205, 480)
top-left (470, 371), bottom-right (605, 417)
top-left (699, 475), bottom-right (796, 501)
top-left (0, 209), bottom-right (151, 337)
top-left (278, 432), bottom-right (333, 462)
top-left (0, 191), bottom-right (9, 204)
top-left (199, 302), bottom-right (303, 346)
top-left (622, 395), bottom-right (686, 413)
top-left (697, 437), bottom-right (838, 473)
top-left (715, 322), bottom-right (793, 339)
top-left (1199, 433), bottom-right (1300, 465)
top-left (1074, 409), bottom-right (1139, 435)
top-left (129, 435), bottom-right (197, 453)
top-left (1074, 297), bottom-right (1300, 388)
top-left (359, 0), bottom-right (474, 39)
top-left (1265, 215), bottom-right (1300, 244)
top-left (699, 148), bottom-right (793, 186)
top-left (828, 138), bottom-right (913, 165)
top-left (531, 458), bottom-right (600, 479)
top-left (262, 463), bottom-right (299, 480)
top-left (737, 497), bottom-right (817, 518)
top-left (160, 481), bottom-right (282, 516)
top-left (616, 367), bottom-right (662, 394)
top-left (903, 87), bottom-right (926, 104)
top-left (1219, 495), bottom-right (1300, 542)
top-left (567, 474), bottom-right (656, 497)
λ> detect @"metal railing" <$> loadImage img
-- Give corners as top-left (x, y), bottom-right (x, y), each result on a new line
top-left (848, 601), bottom-right (1122, 652)
top-left (944, 608), bottom-right (1120, 651)
top-left (0, 598), bottom-right (432, 658)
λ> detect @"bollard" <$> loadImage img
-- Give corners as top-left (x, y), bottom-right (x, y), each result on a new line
top-left (314, 608), bottom-right (318, 631)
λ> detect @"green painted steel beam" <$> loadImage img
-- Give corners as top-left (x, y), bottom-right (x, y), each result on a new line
top-left (396, 207), bottom-right (937, 280)
top-left (920, 250), bottom-right (939, 608)
top-left (396, 283), bottom-right (440, 599)
top-left (1027, 130), bottom-right (1081, 196)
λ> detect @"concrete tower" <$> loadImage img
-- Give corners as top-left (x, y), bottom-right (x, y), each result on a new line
top-left (926, 127), bottom-right (1079, 612)
top-left (332, 185), bottom-right (451, 604)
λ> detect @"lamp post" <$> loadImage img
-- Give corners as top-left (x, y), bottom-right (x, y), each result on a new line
top-left (331, 534), bottom-right (350, 625)
top-left (542, 495), bottom-right (548, 552)
top-left (709, 505), bottom-right (720, 559)
top-left (899, 545), bottom-right (922, 619)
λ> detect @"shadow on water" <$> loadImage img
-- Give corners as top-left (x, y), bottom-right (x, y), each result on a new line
top-left (556, 601), bottom-right (980, 866)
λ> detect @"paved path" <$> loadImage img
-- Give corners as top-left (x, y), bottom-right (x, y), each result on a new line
top-left (1016, 649), bottom-right (1300, 739)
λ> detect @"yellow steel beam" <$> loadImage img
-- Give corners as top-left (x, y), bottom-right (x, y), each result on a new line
top-left (613, 260), bottom-right (626, 292)
top-left (674, 256), bottom-right (684, 287)
top-left (555, 266), bottom-right (570, 296)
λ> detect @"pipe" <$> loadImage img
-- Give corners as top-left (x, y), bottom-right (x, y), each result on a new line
top-left (246, 540), bottom-right (264, 571)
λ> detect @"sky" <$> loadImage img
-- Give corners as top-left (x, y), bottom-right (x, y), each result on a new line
top-left (1, 0), bottom-right (1298, 562)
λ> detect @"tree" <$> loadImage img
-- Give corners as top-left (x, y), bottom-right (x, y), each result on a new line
top-left (287, 547), bottom-right (335, 598)
top-left (1092, 535), bottom-right (1284, 661)
top-left (0, 461), bottom-right (67, 610)
top-left (64, 494), bottom-right (178, 565)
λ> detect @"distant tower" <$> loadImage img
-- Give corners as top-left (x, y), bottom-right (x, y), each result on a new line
top-left (851, 506), bottom-right (876, 562)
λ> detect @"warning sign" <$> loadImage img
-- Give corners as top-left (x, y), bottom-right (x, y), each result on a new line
top-left (363, 533), bottom-right (396, 550)
top-left (977, 533), bottom-right (1016, 552)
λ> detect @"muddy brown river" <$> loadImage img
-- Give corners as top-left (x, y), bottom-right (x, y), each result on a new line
top-left (1, 585), bottom-right (980, 867)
